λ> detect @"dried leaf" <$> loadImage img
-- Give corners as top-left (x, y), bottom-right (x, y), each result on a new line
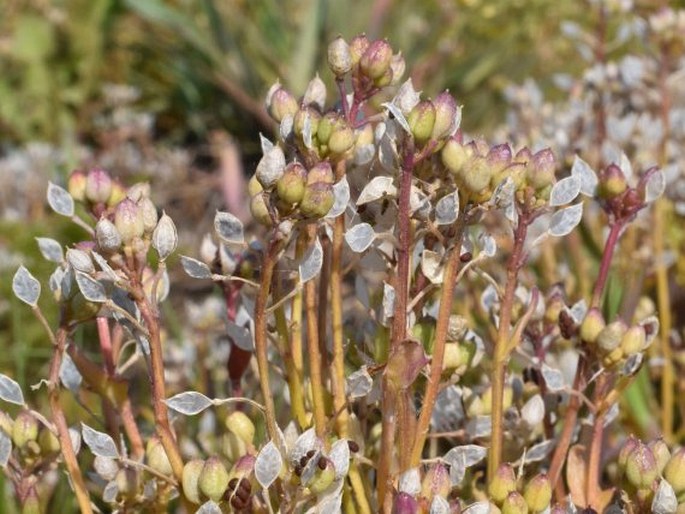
top-left (434, 191), bottom-right (459, 225)
top-left (356, 176), bottom-right (397, 205)
top-left (214, 211), bottom-right (244, 245)
top-left (548, 203), bottom-right (583, 237)
top-left (325, 177), bottom-right (350, 219)
top-left (567, 445), bottom-right (587, 507)
top-left (0, 374), bottom-right (25, 406)
top-left (571, 155), bottom-right (598, 196)
top-left (345, 223), bottom-right (375, 253)
top-left (299, 237), bottom-right (323, 283)
top-left (549, 175), bottom-right (581, 206)
top-left (75, 271), bottom-right (107, 303)
top-left (346, 367), bottom-right (373, 399)
top-left (180, 256), bottom-right (212, 279)
top-left (541, 364), bottom-right (565, 392)
top-left (36, 237), bottom-right (63, 263)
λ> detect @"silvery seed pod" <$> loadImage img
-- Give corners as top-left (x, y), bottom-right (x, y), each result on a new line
top-left (256, 145), bottom-right (286, 189)
top-left (96, 218), bottom-right (122, 253)
top-left (327, 36), bottom-right (352, 77)
top-left (152, 211), bottom-right (177, 261)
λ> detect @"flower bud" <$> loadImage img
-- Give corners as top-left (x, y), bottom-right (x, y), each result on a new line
top-left (12, 411), bottom-right (38, 448)
top-left (620, 325), bottom-right (646, 355)
top-left (307, 161), bottom-right (335, 186)
top-left (225, 411), bottom-right (256, 447)
top-left (599, 163), bottom-right (628, 199)
top-left (256, 145), bottom-right (286, 189)
top-left (38, 427), bottom-right (60, 455)
top-left (300, 183), bottom-right (334, 218)
top-left (114, 198), bottom-right (145, 244)
top-left (294, 107), bottom-right (321, 141)
top-left (303, 74), bottom-right (327, 111)
top-left (664, 448), bottom-right (685, 495)
top-left (85, 168), bottom-right (113, 204)
top-left (199, 456), bottom-right (230, 502)
top-left (182, 459), bottom-right (205, 504)
top-left (349, 34), bottom-right (370, 67)
top-left (328, 121), bottom-right (355, 156)
top-left (328, 36), bottom-right (352, 77)
top-left (360, 39), bottom-right (393, 80)
top-left (407, 100), bottom-right (436, 144)
top-left (250, 194), bottom-right (273, 226)
top-left (421, 463), bottom-right (451, 500)
top-left (139, 197), bottom-right (158, 234)
top-left (487, 144), bottom-right (513, 174)
top-left (276, 161), bottom-right (307, 205)
top-left (596, 319), bottom-right (628, 354)
top-left (488, 463), bottom-right (517, 504)
top-left (126, 182), bottom-right (151, 202)
top-left (373, 67), bottom-right (394, 88)
top-left (461, 156), bottom-right (494, 194)
top-left (316, 112), bottom-right (337, 145)
top-left (107, 180), bottom-right (127, 207)
top-left (266, 85), bottom-right (298, 123)
top-left (502, 491), bottom-right (529, 514)
top-left (442, 138), bottom-right (472, 175)
top-left (248, 174), bottom-right (264, 197)
top-left (624, 441), bottom-right (659, 490)
top-left (619, 435), bottom-right (642, 469)
top-left (580, 308), bottom-right (605, 344)
top-left (526, 149), bottom-right (556, 189)
top-left (514, 147), bottom-right (532, 165)
top-left (96, 218), bottom-right (122, 253)
top-left (432, 92), bottom-right (458, 140)
top-left (648, 439), bottom-right (671, 475)
top-left (68, 170), bottom-right (87, 201)
top-left (146, 436), bottom-right (173, 476)
top-left (392, 492), bottom-right (419, 514)
top-left (523, 474), bottom-right (551, 513)
top-left (152, 211), bottom-right (178, 261)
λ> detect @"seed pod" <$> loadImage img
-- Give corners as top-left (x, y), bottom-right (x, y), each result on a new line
top-left (327, 37), bottom-right (352, 77)
top-left (664, 448), bottom-right (685, 495)
top-left (648, 438), bottom-right (671, 475)
top-left (502, 491), bottom-right (529, 514)
top-left (624, 441), bottom-right (659, 490)
top-left (300, 183), bottom-right (334, 218)
top-left (152, 212), bottom-right (178, 261)
top-left (596, 320), bottom-right (628, 354)
top-left (442, 138), bottom-right (473, 175)
top-left (96, 218), bottom-right (122, 253)
top-left (360, 40), bottom-right (393, 80)
top-left (461, 156), bottom-right (494, 194)
top-left (182, 460), bottom-right (204, 504)
top-left (523, 474), bottom-right (551, 513)
top-left (114, 198), bottom-right (145, 244)
top-left (12, 411), bottom-right (39, 448)
top-left (266, 85), bottom-right (298, 123)
top-left (68, 170), bottom-right (87, 202)
top-left (38, 427), bottom-right (60, 455)
top-left (250, 194), bottom-right (273, 226)
top-left (432, 92), bottom-right (458, 140)
top-left (620, 325), bottom-right (646, 355)
top-left (146, 437), bottom-right (173, 476)
top-left (85, 168), bottom-right (113, 204)
top-left (277, 161), bottom-right (307, 205)
top-left (225, 411), bottom-right (256, 447)
top-left (349, 34), bottom-right (370, 67)
top-left (256, 145), bottom-right (286, 190)
top-left (199, 456), bottom-right (230, 502)
top-left (488, 463), bottom-right (517, 504)
top-left (407, 100), bottom-right (436, 144)
top-left (328, 121), bottom-right (355, 156)
top-left (580, 308), bottom-right (605, 344)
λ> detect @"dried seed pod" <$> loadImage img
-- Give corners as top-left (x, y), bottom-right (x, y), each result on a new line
top-left (327, 37), bottom-right (352, 77)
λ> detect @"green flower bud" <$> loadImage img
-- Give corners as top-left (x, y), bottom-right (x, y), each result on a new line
top-left (618, 435), bottom-right (640, 470)
top-left (146, 437), bottom-right (173, 476)
top-left (139, 197), bottom-right (158, 234)
top-left (248, 174), bottom-right (264, 197)
top-left (526, 149), bottom-right (556, 189)
top-left (114, 198), bottom-right (145, 244)
top-left (12, 411), bottom-right (38, 448)
top-left (432, 92), bottom-right (458, 140)
top-left (266, 84), bottom-right (299, 123)
top-left (373, 67), bottom-right (394, 88)
top-left (625, 441), bottom-right (659, 490)
top-left (648, 438), bottom-right (671, 475)
top-left (225, 411), bottom-right (256, 447)
top-left (307, 161), bottom-right (335, 186)
top-left (620, 325), bottom-right (646, 355)
top-left (327, 36), bottom-right (352, 77)
top-left (328, 122), bottom-right (355, 156)
top-left (407, 100), bottom-right (436, 144)
top-left (199, 456), bottom-right (230, 502)
top-left (294, 107), bottom-right (322, 142)
top-left (360, 39), bottom-right (393, 80)
top-left (602, 347), bottom-right (624, 368)
top-left (96, 217), bottom-right (122, 253)
top-left (664, 448), bottom-right (685, 495)
top-left (599, 163), bottom-right (628, 199)
top-left (442, 138), bottom-right (472, 175)
top-left (316, 112), bottom-right (337, 146)
top-left (523, 474), bottom-right (551, 513)
top-left (461, 156), bottom-right (494, 194)
top-left (300, 183), bottom-right (334, 218)
top-left (250, 194), bottom-right (273, 226)
top-left (277, 161), bottom-right (307, 205)
top-left (349, 34), bottom-right (370, 67)
top-left (182, 459), bottom-right (205, 504)
top-left (488, 463), bottom-right (517, 504)
top-left (502, 491), bottom-right (529, 514)
top-left (107, 180), bottom-right (127, 207)
top-left (303, 74), bottom-right (327, 111)
top-left (85, 168), bottom-right (113, 204)
top-left (38, 428), bottom-right (60, 455)
top-left (580, 308), bottom-right (605, 344)
top-left (597, 320), bottom-right (628, 354)
top-left (68, 170), bottom-right (87, 202)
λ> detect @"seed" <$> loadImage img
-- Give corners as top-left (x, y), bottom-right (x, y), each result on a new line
top-left (347, 440), bottom-right (360, 453)
top-left (318, 457), bottom-right (327, 470)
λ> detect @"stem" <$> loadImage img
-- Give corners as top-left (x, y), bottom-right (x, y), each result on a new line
top-left (49, 327), bottom-right (93, 514)
top-left (410, 221), bottom-right (467, 466)
top-left (377, 381), bottom-right (396, 510)
top-left (488, 213), bottom-right (529, 482)
top-left (590, 221), bottom-right (624, 309)
top-left (586, 375), bottom-right (608, 509)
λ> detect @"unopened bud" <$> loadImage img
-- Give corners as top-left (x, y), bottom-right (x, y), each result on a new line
top-left (303, 74), bottom-right (327, 111)
top-left (327, 37), bottom-right (352, 77)
top-left (421, 463), bottom-right (451, 499)
top-left (392, 492), bottom-right (419, 514)
top-left (599, 163), bottom-right (628, 199)
top-left (85, 168), bottom-right (113, 204)
top-left (68, 170), bottom-right (87, 201)
top-left (38, 428), bottom-right (60, 454)
top-left (620, 325), bottom-right (646, 355)
top-left (96, 218), bottom-right (121, 253)
top-left (648, 439), bottom-right (671, 475)
top-left (307, 161), bottom-right (334, 186)
top-left (114, 198), bottom-right (145, 244)
top-left (360, 39), bottom-right (393, 80)
top-left (461, 156), bottom-right (494, 194)
top-left (225, 411), bottom-right (256, 447)
top-left (527, 149), bottom-right (556, 189)
top-left (407, 100), bottom-right (436, 144)
top-left (316, 112), bottom-right (337, 145)
top-left (146, 437), bottom-right (173, 476)
top-left (183, 459), bottom-right (205, 504)
top-left (328, 121), bottom-right (355, 156)
top-left (126, 182), bottom-right (151, 202)
top-left (309, 458), bottom-right (335, 494)
top-left (488, 463), bottom-right (517, 504)
top-left (349, 34), bottom-right (370, 67)
top-left (152, 211), bottom-right (178, 261)
top-left (139, 197), bottom-right (158, 234)
top-left (266, 85), bottom-right (299, 123)
top-left (523, 474), bottom-right (551, 513)
top-left (199, 456), bottom-right (230, 502)
top-left (514, 147), bottom-right (532, 164)
top-left (625, 441), bottom-right (659, 490)
top-left (580, 308), bottom-right (605, 344)
top-left (12, 411), bottom-right (38, 448)
top-left (442, 138), bottom-right (472, 175)
top-left (300, 183), bottom-right (334, 218)
top-left (256, 145), bottom-right (286, 189)
top-left (502, 491), bottom-right (528, 514)
top-left (487, 144), bottom-right (513, 174)
top-left (596, 319), bottom-right (628, 354)
top-left (664, 447), bottom-right (685, 495)
top-left (107, 180), bottom-right (127, 207)
top-left (277, 161), bottom-right (307, 205)
top-left (250, 194), bottom-right (273, 226)
top-left (432, 92), bottom-right (458, 140)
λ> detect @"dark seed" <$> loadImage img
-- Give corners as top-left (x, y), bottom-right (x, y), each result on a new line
top-left (318, 457), bottom-right (327, 470)
top-left (306, 449), bottom-right (316, 460)
top-left (228, 477), bottom-right (239, 491)
top-left (347, 440), bottom-right (359, 453)
top-left (299, 455), bottom-right (308, 468)
top-left (460, 252), bottom-right (472, 263)
top-left (294, 464), bottom-right (303, 476)
top-left (238, 478), bottom-right (251, 494)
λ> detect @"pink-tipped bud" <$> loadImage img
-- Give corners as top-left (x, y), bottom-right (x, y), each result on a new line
top-left (68, 170), bottom-right (87, 201)
top-left (488, 463), bottom-right (517, 504)
top-left (349, 34), bottom-right (370, 67)
top-left (664, 447), bottom-right (685, 495)
top-left (502, 491), bottom-right (528, 514)
top-left (527, 148), bottom-right (556, 189)
top-left (360, 39), bottom-right (393, 80)
top-left (580, 308), bottom-right (605, 344)
top-left (421, 463), bottom-right (451, 500)
top-left (328, 120), bottom-right (355, 156)
top-left (599, 163), bottom-right (628, 199)
top-left (139, 197), bottom-right (158, 234)
top-left (648, 438), bottom-right (671, 475)
top-left (114, 198), bottom-right (145, 244)
top-left (624, 441), bottom-right (659, 490)
top-left (277, 161), bottom-right (308, 204)
top-left (266, 85), bottom-right (298, 123)
top-left (392, 492), bottom-right (419, 514)
top-left (523, 473), bottom-right (551, 513)
top-left (431, 92), bottom-right (458, 140)
top-left (327, 36), bottom-right (352, 77)
top-left (487, 144), bottom-right (513, 173)
top-left (85, 168), bottom-right (113, 204)
top-left (12, 411), bottom-right (38, 448)
top-left (307, 161), bottom-right (334, 186)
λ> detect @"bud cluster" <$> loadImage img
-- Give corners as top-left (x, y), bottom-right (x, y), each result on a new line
top-left (182, 453), bottom-right (258, 509)
top-left (596, 163), bottom-right (658, 221)
top-left (488, 464), bottom-right (552, 513)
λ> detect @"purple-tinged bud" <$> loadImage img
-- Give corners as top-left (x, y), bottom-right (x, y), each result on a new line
top-left (431, 92), bottom-right (458, 140)
top-left (328, 120), bottom-right (355, 156)
top-left (152, 211), bottom-right (178, 261)
top-left (250, 194), bottom-right (273, 226)
top-left (421, 463), bottom-right (451, 499)
top-left (487, 144), bottom-right (513, 173)
top-left (514, 146), bottom-right (532, 164)
top-left (303, 74), bottom-right (327, 111)
top-left (442, 138), bottom-right (473, 175)
top-left (389, 52), bottom-right (406, 85)
top-left (599, 163), bottom-right (628, 199)
top-left (407, 101), bottom-right (436, 144)
top-left (502, 491), bottom-right (529, 514)
top-left (85, 168), bottom-right (113, 204)
top-left (230, 453), bottom-right (257, 477)
top-left (300, 182), bottom-right (334, 218)
top-left (12, 411), bottom-right (38, 448)
top-left (624, 441), bottom-right (659, 490)
top-left (146, 437), bottom-right (173, 476)
top-left (327, 36), bottom-right (352, 77)
top-left (648, 439), bottom-right (671, 475)
top-left (596, 319), bottom-right (628, 354)
top-left (277, 161), bottom-right (307, 204)
top-left (580, 308), bottom-right (605, 344)
top-left (349, 34), bottom-right (370, 67)
top-left (307, 161), bottom-right (334, 186)
top-left (316, 112), bottom-right (337, 145)
top-left (523, 474), bottom-right (551, 513)
top-left (68, 170), bottom-right (87, 201)
top-left (256, 145), bottom-right (286, 189)
top-left (199, 456), bottom-right (230, 502)
top-left (527, 148), bottom-right (556, 189)
top-left (96, 218), bottom-right (121, 253)
top-left (139, 197), bottom-right (158, 234)
top-left (182, 459), bottom-right (205, 504)
top-left (664, 448), bottom-right (685, 494)
top-left (114, 198), bottom-right (145, 244)
top-left (266, 85), bottom-right (299, 123)
top-left (392, 492), bottom-right (419, 514)
top-left (360, 39), bottom-right (393, 80)
top-left (620, 325), bottom-right (646, 355)
top-left (461, 156), bottom-right (494, 194)
top-left (488, 463), bottom-right (517, 504)
top-left (107, 179), bottom-right (127, 207)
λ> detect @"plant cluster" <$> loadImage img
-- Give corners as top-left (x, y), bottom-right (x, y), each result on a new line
top-left (2, 5), bottom-right (685, 514)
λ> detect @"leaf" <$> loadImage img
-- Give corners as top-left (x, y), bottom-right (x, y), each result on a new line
top-left (75, 271), bottom-right (107, 303)
top-left (382, 102), bottom-right (411, 134)
top-left (571, 155), bottom-right (598, 196)
top-left (59, 353), bottom-right (82, 391)
top-left (180, 256), bottom-right (212, 279)
top-left (226, 322), bottom-right (253, 352)
top-left (541, 364), bottom-right (565, 392)
top-left (345, 223), bottom-right (375, 253)
top-left (214, 211), bottom-right (244, 245)
top-left (520, 394), bottom-right (544, 426)
top-left (382, 282), bottom-right (395, 324)
top-left (346, 367), bottom-right (373, 399)
top-left (549, 175), bottom-right (581, 206)
top-left (81, 423), bottom-right (119, 458)
top-left (644, 170), bottom-right (665, 203)
top-left (66, 248), bottom-right (94, 273)
top-left (434, 191), bottom-right (459, 225)
top-left (47, 182), bottom-right (74, 217)
top-left (0, 430), bottom-right (11, 467)
top-left (102, 481), bottom-right (119, 503)
top-left (329, 439), bottom-right (350, 479)
top-left (479, 234), bottom-right (496, 258)
top-left (255, 441), bottom-right (282, 489)
top-left (444, 445), bottom-right (487, 485)
top-left (0, 374), bottom-right (24, 406)
top-left (548, 203), bottom-right (583, 237)
top-left (36, 237), bottom-right (63, 262)
top-left (91, 252), bottom-right (118, 282)
top-left (525, 440), bottom-right (554, 463)
top-left (392, 79), bottom-right (420, 114)
top-left (299, 237), bottom-right (323, 283)
top-left (197, 501), bottom-right (222, 514)
top-left (12, 266), bottom-right (41, 307)
top-left (652, 479), bottom-right (678, 514)
top-left (165, 391), bottom-right (213, 416)
top-left (325, 177), bottom-right (350, 219)
top-left (356, 176), bottom-right (397, 205)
